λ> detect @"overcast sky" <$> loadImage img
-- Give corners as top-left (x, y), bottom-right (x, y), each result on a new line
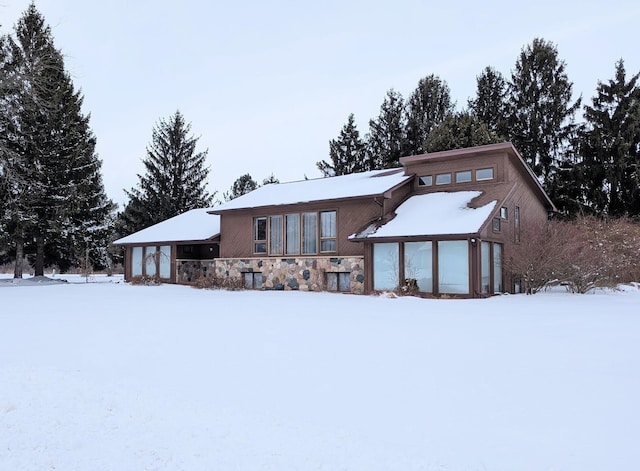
top-left (2, 0), bottom-right (639, 208)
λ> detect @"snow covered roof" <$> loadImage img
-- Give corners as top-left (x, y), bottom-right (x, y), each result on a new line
top-left (350, 191), bottom-right (496, 239)
top-left (213, 168), bottom-right (412, 212)
top-left (113, 208), bottom-right (220, 245)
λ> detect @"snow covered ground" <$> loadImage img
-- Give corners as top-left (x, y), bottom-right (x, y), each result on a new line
top-left (1, 276), bottom-right (639, 470)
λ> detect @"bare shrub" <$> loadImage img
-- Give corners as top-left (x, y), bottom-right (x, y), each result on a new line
top-left (129, 275), bottom-right (162, 286)
top-left (505, 220), bottom-right (571, 294)
top-left (193, 274), bottom-right (244, 291)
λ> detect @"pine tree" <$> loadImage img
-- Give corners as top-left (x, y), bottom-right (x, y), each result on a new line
top-left (317, 113), bottom-right (367, 176)
top-left (469, 66), bottom-right (508, 138)
top-left (507, 38), bottom-right (581, 187)
top-left (124, 110), bottom-right (213, 232)
top-left (424, 111), bottom-right (501, 153)
top-left (262, 174), bottom-right (279, 185)
top-left (404, 74), bottom-right (455, 156)
top-left (581, 60), bottom-right (640, 216)
top-left (367, 89), bottom-right (406, 169)
top-left (224, 173), bottom-right (258, 201)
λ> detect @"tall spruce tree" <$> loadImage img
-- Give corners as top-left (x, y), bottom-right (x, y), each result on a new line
top-left (404, 74), bottom-right (454, 156)
top-left (317, 113), bottom-right (367, 176)
top-left (507, 38), bottom-right (581, 187)
top-left (2, 4), bottom-right (114, 276)
top-left (123, 111), bottom-right (213, 233)
top-left (424, 111), bottom-right (501, 153)
top-left (581, 60), bottom-right (640, 216)
top-left (367, 89), bottom-right (406, 169)
top-left (469, 66), bottom-right (508, 138)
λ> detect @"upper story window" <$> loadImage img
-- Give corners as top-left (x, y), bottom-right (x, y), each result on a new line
top-left (254, 217), bottom-right (267, 254)
top-left (320, 211), bottom-right (337, 252)
top-left (436, 173), bottom-right (452, 185)
top-left (418, 175), bottom-right (433, 186)
top-left (455, 170), bottom-right (472, 183)
top-left (476, 168), bottom-right (494, 181)
top-left (500, 207), bottom-right (508, 219)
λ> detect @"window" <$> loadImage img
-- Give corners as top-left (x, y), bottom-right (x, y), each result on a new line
top-left (418, 175), bottom-right (433, 186)
top-left (514, 206), bottom-right (521, 242)
top-left (159, 245), bottom-right (171, 279)
top-left (320, 211), bottom-right (337, 252)
top-left (500, 206), bottom-right (508, 219)
top-left (269, 215), bottom-right (283, 255)
top-left (438, 240), bottom-right (469, 294)
top-left (404, 241), bottom-right (433, 293)
top-left (302, 212), bottom-right (317, 254)
top-left (481, 241), bottom-right (491, 294)
top-left (243, 272), bottom-right (263, 289)
top-left (476, 168), bottom-right (494, 180)
top-left (373, 243), bottom-right (399, 291)
top-left (254, 217), bottom-right (267, 253)
top-left (436, 173), bottom-right (452, 185)
top-left (326, 272), bottom-right (350, 292)
top-left (131, 247), bottom-right (143, 277)
top-left (493, 243), bottom-right (503, 293)
top-left (145, 247), bottom-right (157, 277)
top-left (455, 170), bottom-right (472, 183)
top-left (492, 217), bottom-right (501, 232)
top-left (285, 214), bottom-right (300, 255)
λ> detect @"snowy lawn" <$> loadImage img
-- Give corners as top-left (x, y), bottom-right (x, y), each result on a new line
top-left (1, 277), bottom-right (639, 470)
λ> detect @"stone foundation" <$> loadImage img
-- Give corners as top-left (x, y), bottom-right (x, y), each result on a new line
top-left (176, 256), bottom-right (365, 294)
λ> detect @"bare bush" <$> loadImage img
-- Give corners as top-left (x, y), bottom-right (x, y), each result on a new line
top-left (505, 220), bottom-right (571, 294)
top-left (193, 274), bottom-right (244, 291)
top-left (129, 275), bottom-right (162, 286)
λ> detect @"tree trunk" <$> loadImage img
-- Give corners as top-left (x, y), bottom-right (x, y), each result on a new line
top-left (14, 236), bottom-right (24, 279)
top-left (34, 233), bottom-right (45, 277)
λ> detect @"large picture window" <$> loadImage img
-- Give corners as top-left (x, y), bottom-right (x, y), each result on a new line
top-left (269, 215), bottom-right (283, 255)
top-left (130, 245), bottom-right (172, 280)
top-left (438, 240), bottom-right (469, 294)
top-left (285, 214), bottom-right (300, 255)
top-left (493, 243), bottom-right (503, 293)
top-left (373, 243), bottom-right (399, 291)
top-left (302, 212), bottom-right (318, 254)
top-left (131, 247), bottom-right (143, 276)
top-left (481, 241), bottom-right (491, 294)
top-left (404, 241), bottom-right (432, 293)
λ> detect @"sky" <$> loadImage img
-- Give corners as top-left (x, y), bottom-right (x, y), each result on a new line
top-left (1, 0), bottom-right (639, 208)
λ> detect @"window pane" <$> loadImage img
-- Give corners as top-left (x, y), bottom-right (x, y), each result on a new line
top-left (456, 171), bottom-right (472, 183)
top-left (493, 217), bottom-right (501, 232)
top-left (500, 207), bottom-right (508, 219)
top-left (145, 247), bottom-right (156, 277)
top-left (320, 211), bottom-right (336, 238)
top-left (285, 214), bottom-right (300, 255)
top-left (321, 239), bottom-right (336, 252)
top-left (514, 206), bottom-right (520, 242)
top-left (476, 168), bottom-right (494, 180)
top-left (302, 212), bottom-right (317, 254)
top-left (326, 272), bottom-right (338, 291)
top-left (419, 175), bottom-right (433, 186)
top-left (404, 241), bottom-right (433, 292)
top-left (373, 243), bottom-right (399, 291)
top-left (159, 245), bottom-right (171, 279)
top-left (270, 215), bottom-right (283, 255)
top-left (436, 173), bottom-right (451, 185)
top-left (481, 241), bottom-right (491, 294)
top-left (254, 242), bottom-right (266, 253)
top-left (253, 272), bottom-right (263, 289)
top-left (438, 240), bottom-right (469, 294)
top-left (131, 247), bottom-right (143, 277)
top-left (493, 243), bottom-right (503, 293)
top-left (338, 272), bottom-right (351, 292)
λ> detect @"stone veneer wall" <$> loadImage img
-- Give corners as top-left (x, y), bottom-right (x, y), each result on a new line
top-left (177, 257), bottom-right (365, 294)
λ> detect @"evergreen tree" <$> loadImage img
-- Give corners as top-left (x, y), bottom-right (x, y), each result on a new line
top-left (424, 111), bottom-right (501, 153)
top-left (1, 4), bottom-right (114, 276)
top-left (404, 74), bottom-right (454, 156)
top-left (224, 173), bottom-right (258, 200)
top-left (581, 60), bottom-right (640, 216)
top-left (262, 174), bottom-right (279, 185)
top-left (124, 110), bottom-right (213, 233)
top-left (507, 38), bottom-right (581, 187)
top-left (367, 89), bottom-right (406, 169)
top-left (317, 113), bottom-right (367, 176)
top-left (469, 66), bottom-right (508, 138)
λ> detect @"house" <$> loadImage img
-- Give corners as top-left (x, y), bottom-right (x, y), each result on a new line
top-left (114, 142), bottom-right (555, 297)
